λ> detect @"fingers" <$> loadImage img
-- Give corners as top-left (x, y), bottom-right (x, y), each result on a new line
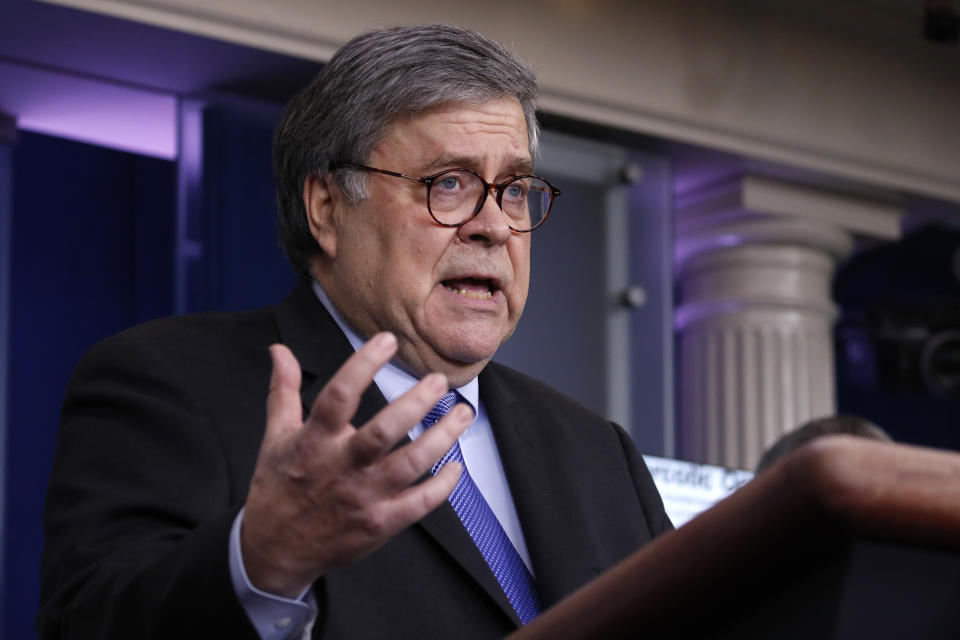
top-left (306, 332), bottom-right (398, 433)
top-left (391, 459), bottom-right (463, 523)
top-left (358, 460), bottom-right (463, 547)
top-left (377, 403), bottom-right (473, 485)
top-left (247, 337), bottom-right (474, 594)
top-left (265, 344), bottom-right (305, 441)
top-left (348, 372), bottom-right (449, 466)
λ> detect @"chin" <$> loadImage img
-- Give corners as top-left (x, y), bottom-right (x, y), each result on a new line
top-left (433, 332), bottom-right (504, 368)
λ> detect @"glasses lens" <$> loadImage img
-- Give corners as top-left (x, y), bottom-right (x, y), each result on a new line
top-left (501, 176), bottom-right (552, 231)
top-left (428, 170), bottom-right (484, 224)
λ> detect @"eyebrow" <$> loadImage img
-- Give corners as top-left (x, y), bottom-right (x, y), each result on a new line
top-left (417, 154), bottom-right (535, 177)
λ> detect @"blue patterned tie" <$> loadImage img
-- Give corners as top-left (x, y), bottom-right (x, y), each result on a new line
top-left (424, 392), bottom-right (541, 625)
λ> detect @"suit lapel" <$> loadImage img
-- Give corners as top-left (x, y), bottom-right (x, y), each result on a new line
top-left (417, 499), bottom-right (523, 626)
top-left (480, 365), bottom-right (604, 609)
top-left (272, 282), bottom-right (520, 626)
top-left (272, 281), bottom-right (376, 418)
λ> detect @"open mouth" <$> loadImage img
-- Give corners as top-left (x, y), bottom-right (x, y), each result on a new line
top-left (442, 277), bottom-right (496, 300)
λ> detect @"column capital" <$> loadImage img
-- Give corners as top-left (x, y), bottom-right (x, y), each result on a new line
top-left (676, 173), bottom-right (903, 246)
top-left (677, 216), bottom-right (854, 267)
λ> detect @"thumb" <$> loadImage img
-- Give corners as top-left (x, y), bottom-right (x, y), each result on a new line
top-left (265, 344), bottom-right (305, 442)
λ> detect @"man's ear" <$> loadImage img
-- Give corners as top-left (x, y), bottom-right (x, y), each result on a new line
top-left (304, 172), bottom-right (340, 259)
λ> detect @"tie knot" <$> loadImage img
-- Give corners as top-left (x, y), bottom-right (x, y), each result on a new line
top-left (422, 391), bottom-right (458, 428)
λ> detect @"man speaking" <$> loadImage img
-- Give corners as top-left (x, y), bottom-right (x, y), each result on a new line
top-left (38, 24), bottom-right (672, 639)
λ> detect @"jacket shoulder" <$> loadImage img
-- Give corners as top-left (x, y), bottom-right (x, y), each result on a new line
top-left (484, 360), bottom-right (610, 424)
top-left (104, 306), bottom-right (277, 350)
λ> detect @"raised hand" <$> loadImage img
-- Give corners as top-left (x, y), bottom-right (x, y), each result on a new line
top-left (240, 332), bottom-right (469, 597)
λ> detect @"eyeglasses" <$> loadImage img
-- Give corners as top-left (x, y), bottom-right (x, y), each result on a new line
top-left (336, 163), bottom-right (561, 232)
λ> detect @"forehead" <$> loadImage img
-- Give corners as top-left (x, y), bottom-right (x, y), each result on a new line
top-left (375, 98), bottom-right (532, 172)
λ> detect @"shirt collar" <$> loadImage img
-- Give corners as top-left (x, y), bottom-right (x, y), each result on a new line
top-left (310, 280), bottom-right (479, 417)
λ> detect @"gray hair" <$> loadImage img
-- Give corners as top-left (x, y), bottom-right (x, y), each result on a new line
top-left (273, 24), bottom-right (540, 276)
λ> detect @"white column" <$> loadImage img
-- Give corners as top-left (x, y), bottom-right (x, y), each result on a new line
top-left (675, 175), bottom-right (902, 468)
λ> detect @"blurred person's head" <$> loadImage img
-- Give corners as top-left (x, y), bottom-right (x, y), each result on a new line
top-left (756, 414), bottom-right (892, 473)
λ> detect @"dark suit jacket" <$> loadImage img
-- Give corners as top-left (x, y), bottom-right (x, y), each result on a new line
top-left (38, 281), bottom-right (672, 639)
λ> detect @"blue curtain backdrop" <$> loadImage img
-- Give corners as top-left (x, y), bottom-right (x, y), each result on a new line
top-left (2, 96), bottom-right (295, 638)
top-left (5, 132), bottom-right (176, 639)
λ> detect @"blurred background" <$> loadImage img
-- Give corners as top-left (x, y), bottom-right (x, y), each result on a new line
top-left (1, 0), bottom-right (958, 635)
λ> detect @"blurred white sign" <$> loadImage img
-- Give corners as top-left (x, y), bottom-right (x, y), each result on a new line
top-left (642, 455), bottom-right (753, 527)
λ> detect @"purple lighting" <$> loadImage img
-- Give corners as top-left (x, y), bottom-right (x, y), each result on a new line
top-left (674, 231), bottom-right (743, 268)
top-left (0, 61), bottom-right (176, 159)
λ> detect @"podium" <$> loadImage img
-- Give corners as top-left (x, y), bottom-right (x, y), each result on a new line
top-left (508, 436), bottom-right (960, 639)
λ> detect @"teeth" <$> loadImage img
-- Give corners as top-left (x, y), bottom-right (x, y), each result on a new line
top-left (445, 285), bottom-right (493, 300)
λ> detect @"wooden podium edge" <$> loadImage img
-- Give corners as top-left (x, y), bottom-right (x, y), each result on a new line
top-left (509, 436), bottom-right (960, 639)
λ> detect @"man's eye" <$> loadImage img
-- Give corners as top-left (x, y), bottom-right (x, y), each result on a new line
top-left (504, 183), bottom-right (527, 200)
top-left (437, 176), bottom-right (462, 190)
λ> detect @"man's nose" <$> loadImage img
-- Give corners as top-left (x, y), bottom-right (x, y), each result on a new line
top-left (457, 189), bottom-right (512, 246)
